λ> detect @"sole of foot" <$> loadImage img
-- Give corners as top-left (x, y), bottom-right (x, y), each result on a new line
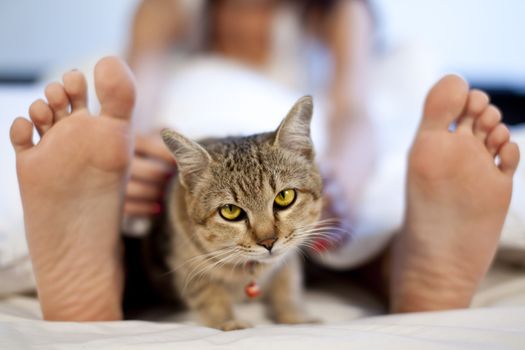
top-left (392, 75), bottom-right (520, 312)
top-left (10, 57), bottom-right (136, 321)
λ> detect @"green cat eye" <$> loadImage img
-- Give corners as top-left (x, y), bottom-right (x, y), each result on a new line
top-left (219, 204), bottom-right (244, 221)
top-left (274, 189), bottom-right (296, 208)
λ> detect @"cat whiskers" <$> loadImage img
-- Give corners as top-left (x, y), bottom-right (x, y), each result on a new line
top-left (163, 246), bottom-right (234, 277)
top-left (183, 247), bottom-right (237, 281)
top-left (182, 247), bottom-right (243, 292)
top-left (290, 245), bottom-right (309, 262)
top-left (226, 253), bottom-right (249, 281)
top-left (286, 217), bottom-right (352, 253)
top-left (162, 246), bottom-right (237, 294)
top-left (285, 218), bottom-right (344, 240)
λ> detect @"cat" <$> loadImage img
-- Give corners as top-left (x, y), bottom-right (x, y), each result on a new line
top-left (160, 96), bottom-right (323, 331)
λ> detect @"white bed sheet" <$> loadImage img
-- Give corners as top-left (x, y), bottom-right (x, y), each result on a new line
top-left (1, 299), bottom-right (524, 350)
top-left (2, 263), bottom-right (525, 350)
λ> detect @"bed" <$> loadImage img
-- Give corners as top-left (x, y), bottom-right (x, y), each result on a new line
top-left (1, 52), bottom-right (525, 349)
top-left (2, 265), bottom-right (525, 349)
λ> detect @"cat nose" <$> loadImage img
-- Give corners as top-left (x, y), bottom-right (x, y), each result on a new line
top-left (257, 237), bottom-right (278, 252)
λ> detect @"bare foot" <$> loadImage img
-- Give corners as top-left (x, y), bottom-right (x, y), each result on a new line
top-left (10, 57), bottom-right (135, 321)
top-left (391, 75), bottom-right (520, 312)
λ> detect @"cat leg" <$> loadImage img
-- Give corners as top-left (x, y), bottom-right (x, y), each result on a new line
top-left (267, 254), bottom-right (318, 324)
top-left (185, 280), bottom-right (251, 331)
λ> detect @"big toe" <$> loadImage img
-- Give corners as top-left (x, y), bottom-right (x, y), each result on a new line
top-left (94, 56), bottom-right (136, 121)
top-left (420, 75), bottom-right (469, 131)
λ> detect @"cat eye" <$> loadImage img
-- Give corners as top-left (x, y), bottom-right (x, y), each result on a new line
top-left (274, 189), bottom-right (296, 209)
top-left (219, 204), bottom-right (245, 221)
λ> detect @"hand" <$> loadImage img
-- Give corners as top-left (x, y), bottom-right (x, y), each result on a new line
top-left (124, 132), bottom-right (175, 216)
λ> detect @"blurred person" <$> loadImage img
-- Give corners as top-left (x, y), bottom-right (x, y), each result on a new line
top-left (125, 0), bottom-right (377, 226)
top-left (8, 0), bottom-right (522, 322)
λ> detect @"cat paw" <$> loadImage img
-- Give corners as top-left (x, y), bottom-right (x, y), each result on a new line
top-left (218, 319), bottom-right (253, 331)
top-left (275, 312), bottom-right (321, 325)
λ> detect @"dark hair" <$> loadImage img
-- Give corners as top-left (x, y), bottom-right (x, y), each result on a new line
top-left (294, 0), bottom-right (375, 30)
top-left (203, 0), bottom-right (373, 47)
top-left (206, 0), bottom-right (341, 17)
top-left (302, 0), bottom-right (339, 13)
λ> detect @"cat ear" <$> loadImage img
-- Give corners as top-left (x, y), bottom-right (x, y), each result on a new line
top-left (273, 95), bottom-right (315, 160)
top-left (161, 128), bottom-right (212, 188)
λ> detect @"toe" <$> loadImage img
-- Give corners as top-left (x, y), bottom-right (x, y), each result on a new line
top-left (466, 90), bottom-right (490, 116)
top-left (474, 105), bottom-right (502, 142)
top-left (457, 90), bottom-right (490, 134)
top-left (421, 75), bottom-right (469, 131)
top-left (94, 57), bottom-right (136, 121)
top-left (29, 99), bottom-right (53, 136)
top-left (45, 82), bottom-right (70, 121)
top-left (10, 117), bottom-right (34, 153)
top-left (498, 142), bottom-right (520, 176)
top-left (63, 70), bottom-right (88, 112)
top-left (486, 124), bottom-right (510, 156)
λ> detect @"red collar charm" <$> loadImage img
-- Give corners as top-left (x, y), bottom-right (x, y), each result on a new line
top-left (245, 280), bottom-right (261, 298)
top-left (244, 261), bottom-right (261, 298)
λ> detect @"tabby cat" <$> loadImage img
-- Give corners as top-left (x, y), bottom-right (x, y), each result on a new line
top-left (161, 96), bottom-right (323, 330)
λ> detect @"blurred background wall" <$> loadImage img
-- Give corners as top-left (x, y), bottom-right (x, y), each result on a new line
top-left (0, 0), bottom-right (523, 122)
top-left (0, 0), bottom-right (139, 82)
top-left (1, 0), bottom-right (523, 86)
top-left (374, 0), bottom-right (525, 89)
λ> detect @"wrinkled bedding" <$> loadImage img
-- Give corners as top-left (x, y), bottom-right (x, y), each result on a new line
top-left (2, 262), bottom-right (525, 349)
top-left (1, 297), bottom-right (525, 349)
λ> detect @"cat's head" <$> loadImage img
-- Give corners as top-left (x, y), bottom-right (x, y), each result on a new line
top-left (162, 96), bottom-right (322, 264)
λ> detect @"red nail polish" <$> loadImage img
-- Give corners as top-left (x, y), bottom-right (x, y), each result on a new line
top-left (153, 203), bottom-right (162, 214)
top-left (312, 238), bottom-right (331, 253)
top-left (164, 172), bottom-right (175, 181)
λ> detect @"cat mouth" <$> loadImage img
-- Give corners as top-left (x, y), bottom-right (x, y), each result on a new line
top-left (249, 250), bottom-right (285, 264)
top-left (248, 256), bottom-right (280, 265)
